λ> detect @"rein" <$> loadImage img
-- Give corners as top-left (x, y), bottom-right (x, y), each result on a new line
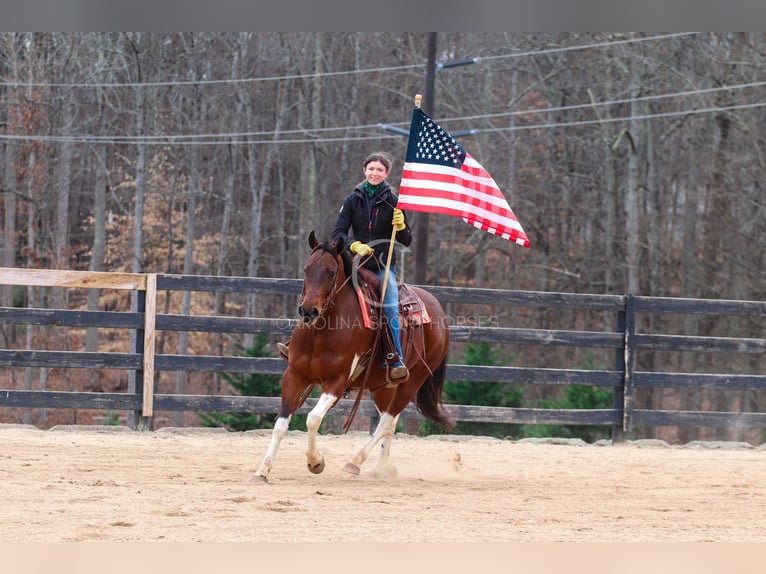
top-left (303, 243), bottom-right (353, 321)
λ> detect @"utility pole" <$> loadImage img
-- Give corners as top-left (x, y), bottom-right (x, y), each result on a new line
top-left (379, 33), bottom-right (477, 284)
top-left (412, 32), bottom-right (437, 285)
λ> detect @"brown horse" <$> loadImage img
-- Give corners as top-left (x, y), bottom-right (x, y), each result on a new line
top-left (255, 231), bottom-right (452, 481)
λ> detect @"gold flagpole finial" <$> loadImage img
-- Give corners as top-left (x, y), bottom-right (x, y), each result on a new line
top-left (414, 94), bottom-right (422, 109)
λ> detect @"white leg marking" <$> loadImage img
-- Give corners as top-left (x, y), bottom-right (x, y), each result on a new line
top-left (256, 415), bottom-right (291, 479)
top-left (349, 412), bottom-right (398, 471)
top-left (306, 393), bottom-right (338, 468)
top-left (377, 414), bottom-right (399, 466)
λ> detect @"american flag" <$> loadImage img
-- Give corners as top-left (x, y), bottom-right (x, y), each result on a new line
top-left (398, 107), bottom-right (530, 248)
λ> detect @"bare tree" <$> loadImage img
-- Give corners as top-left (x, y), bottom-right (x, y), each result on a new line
top-left (86, 34), bottom-right (111, 365)
top-left (124, 32), bottom-right (148, 429)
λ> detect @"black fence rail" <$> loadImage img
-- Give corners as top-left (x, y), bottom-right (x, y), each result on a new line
top-left (1, 268), bottom-right (765, 440)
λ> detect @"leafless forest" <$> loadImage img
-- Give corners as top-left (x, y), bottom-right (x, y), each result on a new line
top-left (0, 33), bottom-right (764, 441)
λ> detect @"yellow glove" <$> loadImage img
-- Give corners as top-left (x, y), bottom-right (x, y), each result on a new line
top-left (350, 241), bottom-right (374, 257)
top-left (392, 208), bottom-right (406, 231)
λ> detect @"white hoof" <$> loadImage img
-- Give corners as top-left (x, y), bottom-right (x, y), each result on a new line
top-left (343, 462), bottom-right (361, 475)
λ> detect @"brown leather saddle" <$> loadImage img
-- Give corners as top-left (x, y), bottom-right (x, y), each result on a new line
top-left (354, 267), bottom-right (431, 330)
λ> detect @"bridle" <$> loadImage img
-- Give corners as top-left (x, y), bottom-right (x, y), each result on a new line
top-left (301, 243), bottom-right (353, 321)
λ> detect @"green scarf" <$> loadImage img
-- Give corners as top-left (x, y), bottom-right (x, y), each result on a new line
top-left (362, 181), bottom-right (383, 197)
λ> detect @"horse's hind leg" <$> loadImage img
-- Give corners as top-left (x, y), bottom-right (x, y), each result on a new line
top-left (376, 414), bottom-right (400, 468)
top-left (344, 411), bottom-right (398, 475)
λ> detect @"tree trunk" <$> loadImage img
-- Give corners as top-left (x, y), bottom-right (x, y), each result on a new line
top-left (297, 34), bottom-right (322, 265)
top-left (2, 141), bottom-right (16, 308)
top-left (624, 49), bottom-right (642, 296)
top-left (86, 42), bottom-right (109, 390)
top-left (242, 37), bottom-right (288, 347)
top-left (676, 152), bottom-right (703, 442)
top-left (2, 33), bottom-right (20, 309)
top-left (127, 33), bottom-right (146, 429)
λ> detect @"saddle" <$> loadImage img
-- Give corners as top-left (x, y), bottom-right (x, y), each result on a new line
top-left (348, 266), bottom-right (431, 387)
top-left (354, 267), bottom-right (431, 330)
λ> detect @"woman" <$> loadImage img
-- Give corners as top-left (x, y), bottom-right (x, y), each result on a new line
top-left (277, 151), bottom-right (412, 382)
top-left (331, 151), bottom-right (412, 382)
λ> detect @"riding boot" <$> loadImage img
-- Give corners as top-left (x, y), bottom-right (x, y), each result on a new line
top-left (375, 266), bottom-right (408, 384)
top-left (277, 342), bottom-right (289, 361)
top-left (389, 362), bottom-right (409, 382)
top-left (384, 306), bottom-right (408, 383)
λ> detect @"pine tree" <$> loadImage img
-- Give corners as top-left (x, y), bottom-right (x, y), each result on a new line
top-left (199, 335), bottom-right (283, 431)
top-left (421, 341), bottom-right (523, 438)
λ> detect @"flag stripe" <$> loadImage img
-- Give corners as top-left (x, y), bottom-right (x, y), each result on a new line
top-left (402, 163), bottom-right (512, 211)
top-left (396, 192), bottom-right (526, 234)
top-left (398, 108), bottom-right (530, 248)
top-left (403, 156), bottom-right (500, 189)
top-left (399, 184), bottom-right (518, 218)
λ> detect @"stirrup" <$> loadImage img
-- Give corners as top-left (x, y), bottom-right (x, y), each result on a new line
top-left (386, 363), bottom-right (409, 387)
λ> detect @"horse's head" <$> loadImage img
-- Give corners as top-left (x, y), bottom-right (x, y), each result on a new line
top-left (298, 231), bottom-right (348, 326)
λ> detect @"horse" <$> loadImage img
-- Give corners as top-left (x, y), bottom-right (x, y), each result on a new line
top-left (254, 231), bottom-right (452, 481)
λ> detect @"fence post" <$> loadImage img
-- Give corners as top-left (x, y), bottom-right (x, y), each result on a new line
top-left (611, 301), bottom-right (627, 442)
top-left (130, 277), bottom-right (155, 432)
top-left (130, 287), bottom-right (146, 429)
top-left (622, 294), bottom-right (637, 435)
top-left (141, 273), bottom-right (157, 425)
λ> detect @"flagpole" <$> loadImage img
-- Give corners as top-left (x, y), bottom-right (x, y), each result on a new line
top-left (380, 94), bottom-right (422, 305)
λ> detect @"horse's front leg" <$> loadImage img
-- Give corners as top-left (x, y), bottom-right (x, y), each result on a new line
top-left (254, 369), bottom-right (307, 482)
top-left (305, 392), bottom-right (339, 474)
top-left (255, 414), bottom-right (291, 482)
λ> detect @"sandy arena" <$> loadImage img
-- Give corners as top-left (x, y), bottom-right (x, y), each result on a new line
top-left (1, 424), bottom-right (765, 543)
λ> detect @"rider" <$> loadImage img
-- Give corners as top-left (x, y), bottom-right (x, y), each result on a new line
top-left (277, 151), bottom-right (412, 383)
top-left (332, 151), bottom-right (412, 382)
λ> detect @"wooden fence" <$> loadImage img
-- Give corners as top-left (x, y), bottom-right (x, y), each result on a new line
top-left (1, 267), bottom-right (765, 441)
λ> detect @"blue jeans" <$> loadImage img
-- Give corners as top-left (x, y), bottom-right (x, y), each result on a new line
top-left (375, 266), bottom-right (404, 365)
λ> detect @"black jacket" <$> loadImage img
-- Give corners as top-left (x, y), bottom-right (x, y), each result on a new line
top-left (332, 182), bottom-right (412, 271)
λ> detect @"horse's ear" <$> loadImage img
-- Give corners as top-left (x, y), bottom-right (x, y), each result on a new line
top-left (335, 236), bottom-right (345, 254)
top-left (308, 230), bottom-right (318, 249)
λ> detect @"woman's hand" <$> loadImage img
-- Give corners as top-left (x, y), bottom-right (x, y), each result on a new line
top-left (350, 241), bottom-right (374, 257)
top-left (392, 208), bottom-right (406, 231)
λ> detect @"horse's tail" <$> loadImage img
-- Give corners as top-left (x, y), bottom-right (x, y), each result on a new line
top-left (415, 354), bottom-right (454, 432)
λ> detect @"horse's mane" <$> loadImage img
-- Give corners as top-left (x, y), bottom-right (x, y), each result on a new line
top-left (337, 245), bottom-right (353, 278)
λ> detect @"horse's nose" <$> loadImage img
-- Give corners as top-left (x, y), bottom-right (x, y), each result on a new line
top-left (298, 305), bottom-right (319, 324)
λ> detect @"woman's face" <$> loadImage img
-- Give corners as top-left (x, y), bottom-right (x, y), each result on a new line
top-left (363, 160), bottom-right (389, 186)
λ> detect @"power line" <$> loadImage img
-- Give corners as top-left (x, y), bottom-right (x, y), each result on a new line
top-left (0, 132), bottom-right (401, 145)
top-left (477, 32), bottom-right (701, 64)
top-left (3, 100), bottom-right (765, 146)
top-left (0, 63), bottom-right (424, 89)
top-left (483, 100), bottom-right (766, 134)
top-left (0, 32), bottom-right (701, 89)
top-left (396, 78), bottom-right (766, 128)
top-left (20, 122), bottom-right (389, 142)
top-left (2, 76), bottom-right (765, 145)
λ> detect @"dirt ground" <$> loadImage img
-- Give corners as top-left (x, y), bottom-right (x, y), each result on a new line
top-left (1, 423), bottom-right (765, 543)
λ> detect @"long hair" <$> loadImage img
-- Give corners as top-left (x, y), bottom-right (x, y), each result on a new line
top-left (414, 355), bottom-right (453, 431)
